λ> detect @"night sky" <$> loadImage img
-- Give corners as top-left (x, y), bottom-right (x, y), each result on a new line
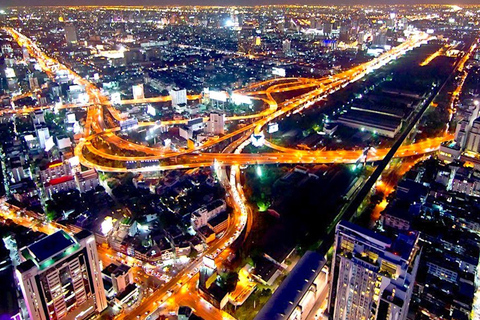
top-left (1, 0), bottom-right (479, 7)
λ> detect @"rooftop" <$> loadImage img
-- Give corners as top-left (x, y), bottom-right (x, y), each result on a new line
top-left (254, 251), bottom-right (325, 320)
top-left (23, 231), bottom-right (77, 265)
top-left (47, 175), bottom-right (74, 186)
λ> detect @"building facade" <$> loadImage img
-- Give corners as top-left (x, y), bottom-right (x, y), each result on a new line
top-left (16, 231), bottom-right (107, 320)
top-left (329, 221), bottom-right (421, 320)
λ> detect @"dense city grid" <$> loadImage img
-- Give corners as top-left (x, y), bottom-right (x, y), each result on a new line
top-left (0, 4), bottom-right (479, 320)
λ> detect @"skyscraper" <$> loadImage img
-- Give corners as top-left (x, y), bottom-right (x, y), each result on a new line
top-left (16, 230), bottom-right (107, 320)
top-left (64, 24), bottom-right (77, 44)
top-left (329, 221), bottom-right (420, 320)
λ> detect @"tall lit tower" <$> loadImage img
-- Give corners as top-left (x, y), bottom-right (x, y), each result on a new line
top-left (329, 221), bottom-right (420, 320)
top-left (64, 23), bottom-right (78, 44)
top-left (16, 230), bottom-right (107, 320)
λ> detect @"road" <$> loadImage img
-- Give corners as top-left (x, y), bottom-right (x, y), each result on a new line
top-left (3, 27), bottom-right (447, 320)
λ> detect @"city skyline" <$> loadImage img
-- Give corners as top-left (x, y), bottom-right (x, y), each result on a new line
top-left (0, 4), bottom-right (479, 320)
top-left (2, 1), bottom-right (480, 7)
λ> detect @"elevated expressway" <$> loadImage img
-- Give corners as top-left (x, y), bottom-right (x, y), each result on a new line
top-left (74, 32), bottom-right (445, 172)
top-left (5, 28), bottom-right (450, 320)
top-left (4, 27), bottom-right (443, 175)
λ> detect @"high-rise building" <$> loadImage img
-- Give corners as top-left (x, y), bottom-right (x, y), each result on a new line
top-left (373, 30), bottom-right (388, 47)
top-left (329, 221), bottom-right (421, 320)
top-left (206, 112), bottom-right (225, 135)
top-left (64, 24), bottom-right (77, 44)
top-left (16, 230), bottom-right (107, 320)
top-left (35, 125), bottom-right (50, 149)
top-left (323, 21), bottom-right (332, 36)
top-left (169, 88), bottom-right (187, 108)
top-left (466, 118), bottom-right (480, 153)
top-left (0, 241), bottom-right (23, 320)
top-left (22, 47), bottom-right (30, 61)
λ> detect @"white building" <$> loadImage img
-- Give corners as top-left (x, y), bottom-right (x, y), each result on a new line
top-left (191, 199), bottom-right (227, 229)
top-left (102, 263), bottom-right (134, 294)
top-left (39, 160), bottom-right (72, 184)
top-left (33, 110), bottom-right (45, 126)
top-left (466, 118), bottom-right (480, 153)
top-left (329, 221), bottom-right (420, 320)
top-left (75, 169), bottom-right (100, 193)
top-left (16, 230), bottom-right (107, 320)
top-left (169, 88), bottom-right (187, 108)
top-left (282, 39), bottom-right (291, 53)
top-left (206, 112), bottom-right (225, 135)
top-left (132, 84), bottom-right (145, 100)
top-left (29, 77), bottom-right (39, 90)
top-left (56, 136), bottom-right (72, 150)
top-left (35, 126), bottom-right (50, 149)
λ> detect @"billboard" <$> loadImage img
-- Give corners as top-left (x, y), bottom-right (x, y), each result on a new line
top-left (209, 90), bottom-right (228, 102)
top-left (272, 67), bottom-right (286, 77)
top-left (231, 93), bottom-right (252, 105)
top-left (268, 122), bottom-right (279, 133)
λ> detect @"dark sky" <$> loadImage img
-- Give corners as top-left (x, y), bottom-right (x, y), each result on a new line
top-left (1, 0), bottom-right (479, 7)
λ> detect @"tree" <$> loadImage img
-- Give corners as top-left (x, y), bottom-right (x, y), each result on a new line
top-left (219, 272), bottom-right (239, 292)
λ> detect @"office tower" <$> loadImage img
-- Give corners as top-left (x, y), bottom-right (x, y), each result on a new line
top-left (64, 24), bottom-right (77, 44)
top-left (329, 221), bottom-right (421, 320)
top-left (16, 230), bottom-right (107, 320)
top-left (323, 21), bottom-right (332, 36)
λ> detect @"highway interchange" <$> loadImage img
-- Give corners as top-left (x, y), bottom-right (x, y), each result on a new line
top-left (3, 27), bottom-right (456, 320)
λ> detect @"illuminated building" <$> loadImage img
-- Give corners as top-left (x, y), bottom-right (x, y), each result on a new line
top-left (35, 125), bottom-right (50, 149)
top-left (15, 231), bottom-right (107, 320)
top-left (29, 76), bottom-right (39, 90)
top-left (191, 199), bottom-right (227, 229)
top-left (33, 110), bottom-right (45, 126)
top-left (44, 175), bottom-right (76, 198)
top-left (169, 88), bottom-right (187, 108)
top-left (101, 263), bottom-right (134, 296)
top-left (329, 221), bottom-right (420, 320)
top-left (39, 160), bottom-right (72, 184)
top-left (75, 169), bottom-right (100, 193)
top-left (206, 112), bottom-right (225, 135)
top-left (132, 84), bottom-right (144, 100)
